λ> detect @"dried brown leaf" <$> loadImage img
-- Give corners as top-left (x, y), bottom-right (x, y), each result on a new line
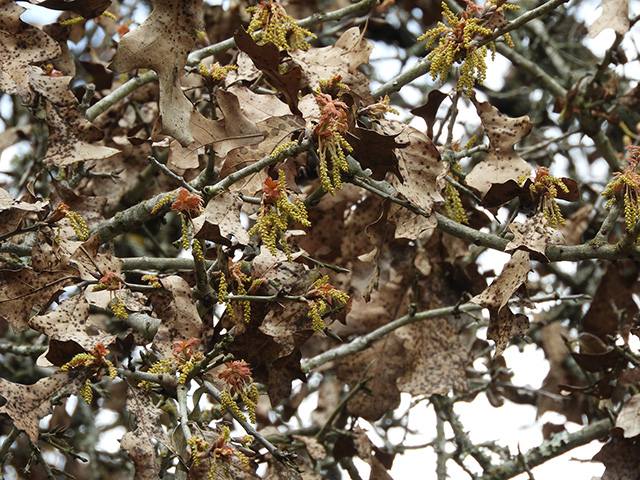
top-left (338, 334), bottom-right (404, 421)
top-left (43, 104), bottom-right (120, 167)
top-left (148, 276), bottom-right (204, 358)
top-left (0, 268), bottom-right (78, 332)
top-left (385, 121), bottom-right (446, 214)
top-left (0, 370), bottom-right (86, 442)
top-left (0, 187), bottom-right (48, 213)
top-left (466, 100), bottom-right (533, 198)
top-left (589, 0), bottom-right (629, 38)
top-left (234, 28), bottom-right (302, 116)
top-left (0, 2), bottom-right (60, 96)
top-left (396, 318), bottom-right (468, 395)
top-left (486, 306), bottom-right (529, 356)
top-left (505, 212), bottom-right (565, 259)
top-left (219, 114), bottom-right (305, 194)
top-left (593, 429), bottom-right (640, 480)
top-left (109, 0), bottom-right (202, 146)
top-left (193, 191), bottom-right (250, 246)
top-left (582, 262), bottom-right (639, 340)
top-left (290, 27), bottom-right (373, 101)
top-left (29, 294), bottom-right (116, 366)
top-left (167, 90), bottom-right (264, 170)
top-left (471, 250), bottom-right (531, 311)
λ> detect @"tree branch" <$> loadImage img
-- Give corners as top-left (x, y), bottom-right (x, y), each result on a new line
top-left (301, 293), bottom-right (591, 372)
top-left (478, 418), bottom-right (612, 480)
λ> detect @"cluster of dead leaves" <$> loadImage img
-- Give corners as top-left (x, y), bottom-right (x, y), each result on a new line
top-left (1, 0), bottom-right (635, 478)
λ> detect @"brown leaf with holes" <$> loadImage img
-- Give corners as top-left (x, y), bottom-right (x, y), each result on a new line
top-left (471, 250), bottom-right (531, 311)
top-left (120, 431), bottom-right (159, 480)
top-left (219, 114), bottom-right (305, 194)
top-left (167, 90), bottom-right (264, 171)
top-left (411, 89), bottom-right (448, 139)
top-left (0, 370), bottom-right (86, 442)
top-left (148, 276), bottom-right (204, 358)
top-left (0, 268), bottom-right (78, 332)
top-left (582, 262), bottom-right (639, 341)
top-left (381, 121), bottom-right (446, 214)
top-left (347, 125), bottom-right (406, 181)
top-left (0, 2), bottom-right (60, 96)
top-left (193, 191), bottom-right (250, 246)
top-left (486, 306), bottom-right (529, 356)
top-left (395, 318), bottom-right (468, 395)
top-left (589, 0), bottom-right (629, 38)
top-left (124, 385), bottom-right (174, 452)
top-left (466, 100), bottom-right (533, 198)
top-left (338, 334), bottom-right (404, 421)
top-left (43, 104), bottom-right (120, 167)
top-left (505, 212), bottom-right (565, 260)
top-left (352, 427), bottom-right (395, 480)
top-left (109, 0), bottom-right (202, 146)
top-left (29, 294), bottom-right (116, 366)
top-left (224, 253), bottom-right (315, 404)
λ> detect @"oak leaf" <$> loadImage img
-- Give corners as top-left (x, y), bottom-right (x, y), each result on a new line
top-left (0, 187), bottom-right (48, 213)
top-left (389, 122), bottom-right (447, 214)
top-left (0, 370), bottom-right (86, 442)
top-left (589, 0), bottom-right (629, 38)
top-left (42, 103), bottom-right (120, 167)
top-left (616, 394), bottom-right (640, 437)
top-left (193, 191), bottom-right (250, 246)
top-left (29, 294), bottom-right (116, 366)
top-left (234, 28), bottom-right (302, 116)
top-left (0, 2), bottom-right (60, 97)
top-left (0, 268), bottom-right (78, 332)
top-left (395, 318), bottom-right (468, 395)
top-left (167, 90), bottom-right (264, 171)
top-left (109, 0), bottom-right (202, 146)
top-left (466, 100), bottom-right (533, 199)
top-left (290, 27), bottom-right (374, 101)
top-left (148, 276), bottom-right (204, 359)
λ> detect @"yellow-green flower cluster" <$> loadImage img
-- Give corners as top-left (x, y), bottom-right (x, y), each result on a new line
top-left (528, 169), bottom-right (569, 228)
top-left (247, 0), bottom-right (316, 51)
top-left (79, 379), bottom-right (93, 404)
top-left (602, 158), bottom-right (640, 239)
top-left (317, 131), bottom-right (352, 194)
top-left (308, 299), bottom-right (327, 333)
top-left (137, 359), bottom-right (173, 392)
top-left (444, 182), bottom-right (468, 224)
top-left (199, 62), bottom-right (238, 81)
top-left (418, 2), bottom-right (516, 95)
top-left (235, 280), bottom-right (252, 323)
top-left (110, 295), bottom-right (128, 319)
top-left (178, 360), bottom-right (195, 385)
top-left (248, 170), bottom-right (311, 259)
top-left (269, 140), bottom-right (299, 159)
top-left (188, 436), bottom-right (210, 467)
top-left (306, 275), bottom-right (350, 333)
top-left (65, 209), bottom-right (89, 240)
top-left (217, 274), bottom-right (234, 321)
top-left (220, 388), bottom-right (247, 422)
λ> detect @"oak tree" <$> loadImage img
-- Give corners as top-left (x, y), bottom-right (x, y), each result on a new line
top-left (0, 0), bottom-right (638, 479)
